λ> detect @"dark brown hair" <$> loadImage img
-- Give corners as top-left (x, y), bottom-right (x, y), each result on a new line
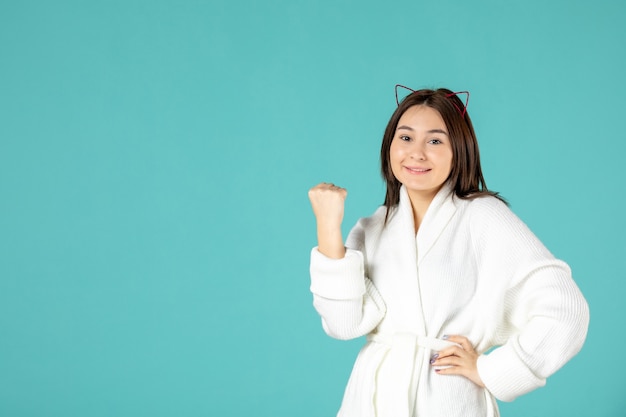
top-left (380, 87), bottom-right (504, 215)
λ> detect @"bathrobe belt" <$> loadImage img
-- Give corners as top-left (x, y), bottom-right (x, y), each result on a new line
top-left (366, 332), bottom-right (461, 417)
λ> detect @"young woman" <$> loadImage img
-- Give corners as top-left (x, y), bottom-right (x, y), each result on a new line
top-left (307, 87), bottom-right (589, 417)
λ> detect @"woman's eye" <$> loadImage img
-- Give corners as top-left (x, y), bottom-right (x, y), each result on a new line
top-left (429, 139), bottom-right (443, 145)
top-left (399, 135), bottom-right (411, 142)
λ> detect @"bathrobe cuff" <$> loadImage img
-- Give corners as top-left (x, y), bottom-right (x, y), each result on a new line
top-left (477, 346), bottom-right (546, 402)
top-left (309, 247), bottom-right (366, 300)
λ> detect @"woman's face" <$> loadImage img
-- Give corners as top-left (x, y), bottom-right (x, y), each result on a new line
top-left (389, 105), bottom-right (453, 201)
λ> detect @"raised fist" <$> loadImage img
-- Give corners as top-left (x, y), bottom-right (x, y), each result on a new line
top-left (308, 182), bottom-right (347, 229)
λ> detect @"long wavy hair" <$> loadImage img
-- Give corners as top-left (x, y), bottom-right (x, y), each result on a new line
top-left (380, 88), bottom-right (504, 218)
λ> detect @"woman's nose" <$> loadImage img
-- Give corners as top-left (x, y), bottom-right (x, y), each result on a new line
top-left (409, 143), bottom-right (426, 160)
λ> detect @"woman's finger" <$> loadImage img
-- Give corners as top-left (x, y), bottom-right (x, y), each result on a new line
top-left (433, 345), bottom-right (464, 361)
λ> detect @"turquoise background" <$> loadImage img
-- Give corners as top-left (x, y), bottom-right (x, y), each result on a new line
top-left (1, 0), bottom-right (624, 416)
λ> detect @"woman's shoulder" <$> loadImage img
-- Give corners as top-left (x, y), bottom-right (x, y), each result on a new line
top-left (460, 194), bottom-right (511, 218)
top-left (460, 194), bottom-right (541, 245)
top-left (355, 205), bottom-right (388, 230)
top-left (456, 194), bottom-right (523, 235)
top-left (345, 205), bottom-right (387, 249)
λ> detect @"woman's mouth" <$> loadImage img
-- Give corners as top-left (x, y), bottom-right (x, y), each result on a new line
top-left (404, 166), bottom-right (431, 174)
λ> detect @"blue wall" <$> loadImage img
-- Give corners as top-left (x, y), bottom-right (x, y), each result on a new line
top-left (1, 0), bottom-right (624, 415)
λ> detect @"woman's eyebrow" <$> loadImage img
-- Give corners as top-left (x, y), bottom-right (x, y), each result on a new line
top-left (428, 129), bottom-right (449, 136)
top-left (396, 125), bottom-right (449, 136)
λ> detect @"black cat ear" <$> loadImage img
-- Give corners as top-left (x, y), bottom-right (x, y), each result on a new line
top-left (395, 84), bottom-right (416, 106)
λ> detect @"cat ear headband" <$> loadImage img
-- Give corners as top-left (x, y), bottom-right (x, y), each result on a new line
top-left (395, 84), bottom-right (470, 118)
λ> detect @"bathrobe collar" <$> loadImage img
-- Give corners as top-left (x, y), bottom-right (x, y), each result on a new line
top-left (396, 183), bottom-right (457, 265)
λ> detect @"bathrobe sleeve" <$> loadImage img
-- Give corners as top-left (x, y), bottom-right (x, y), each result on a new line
top-left (309, 217), bottom-right (386, 340)
top-left (472, 198), bottom-right (590, 402)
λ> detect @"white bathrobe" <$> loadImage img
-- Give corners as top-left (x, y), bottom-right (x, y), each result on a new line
top-left (310, 185), bottom-right (589, 417)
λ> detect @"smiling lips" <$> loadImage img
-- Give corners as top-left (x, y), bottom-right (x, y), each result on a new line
top-left (404, 166), bottom-right (431, 174)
